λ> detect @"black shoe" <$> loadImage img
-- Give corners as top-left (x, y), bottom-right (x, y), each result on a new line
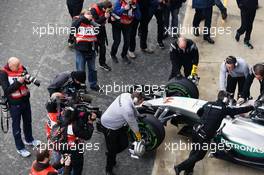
top-left (244, 40), bottom-right (254, 49)
top-left (193, 28), bottom-right (200, 37)
top-left (174, 166), bottom-right (181, 175)
top-left (204, 37), bottom-right (215, 44)
top-left (111, 55), bottom-right (119, 63)
top-left (184, 171), bottom-right (193, 175)
top-left (122, 56), bottom-right (131, 64)
top-left (157, 42), bottom-right (165, 49)
top-left (235, 32), bottom-right (240, 42)
top-left (221, 9), bottom-right (227, 20)
top-left (90, 85), bottom-right (100, 91)
top-left (99, 64), bottom-right (112, 71)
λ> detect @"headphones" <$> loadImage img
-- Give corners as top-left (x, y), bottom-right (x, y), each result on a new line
top-left (225, 56), bottom-right (238, 67)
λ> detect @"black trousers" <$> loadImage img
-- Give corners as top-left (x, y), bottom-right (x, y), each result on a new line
top-left (97, 26), bottom-right (107, 65)
top-left (177, 131), bottom-right (210, 173)
top-left (193, 7), bottom-right (213, 38)
top-left (103, 126), bottom-right (129, 172)
top-left (129, 19), bottom-right (140, 52)
top-left (237, 7), bottom-right (256, 41)
top-left (155, 8), bottom-right (165, 44)
top-left (169, 60), bottom-right (193, 80)
top-left (226, 75), bottom-right (245, 98)
top-left (70, 150), bottom-right (84, 175)
top-left (66, 0), bottom-right (84, 18)
top-left (140, 9), bottom-right (164, 49)
top-left (111, 22), bottom-right (131, 58)
top-left (10, 99), bottom-right (34, 150)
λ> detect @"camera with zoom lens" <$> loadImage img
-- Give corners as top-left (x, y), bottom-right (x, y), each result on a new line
top-left (21, 71), bottom-right (41, 87)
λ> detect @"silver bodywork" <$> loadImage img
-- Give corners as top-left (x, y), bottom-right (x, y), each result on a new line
top-left (143, 97), bottom-right (264, 151)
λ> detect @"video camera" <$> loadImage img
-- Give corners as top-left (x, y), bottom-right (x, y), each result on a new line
top-left (21, 70), bottom-right (41, 87)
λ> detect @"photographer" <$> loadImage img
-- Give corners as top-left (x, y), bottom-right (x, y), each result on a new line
top-left (30, 148), bottom-right (71, 175)
top-left (101, 92), bottom-right (144, 175)
top-left (90, 0), bottom-right (113, 71)
top-left (71, 9), bottom-right (100, 91)
top-left (110, 0), bottom-right (141, 64)
top-left (47, 71), bottom-right (87, 97)
top-left (0, 57), bottom-right (40, 157)
top-left (46, 92), bottom-right (96, 175)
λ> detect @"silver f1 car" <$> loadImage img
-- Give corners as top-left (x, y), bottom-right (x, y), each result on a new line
top-left (128, 78), bottom-right (264, 169)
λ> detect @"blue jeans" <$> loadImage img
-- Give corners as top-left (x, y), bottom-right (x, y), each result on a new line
top-left (75, 50), bottom-right (97, 88)
top-left (10, 99), bottom-right (34, 150)
top-left (215, 0), bottom-right (226, 13)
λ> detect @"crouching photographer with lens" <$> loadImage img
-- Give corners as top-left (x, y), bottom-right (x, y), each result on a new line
top-left (0, 57), bottom-right (41, 157)
top-left (45, 90), bottom-right (97, 175)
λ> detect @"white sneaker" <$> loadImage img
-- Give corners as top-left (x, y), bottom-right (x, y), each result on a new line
top-left (17, 149), bottom-right (31, 158)
top-left (25, 139), bottom-right (41, 147)
top-left (128, 51), bottom-right (136, 58)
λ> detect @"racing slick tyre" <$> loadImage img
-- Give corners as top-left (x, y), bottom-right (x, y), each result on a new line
top-left (165, 77), bottom-right (199, 98)
top-left (128, 114), bottom-right (165, 151)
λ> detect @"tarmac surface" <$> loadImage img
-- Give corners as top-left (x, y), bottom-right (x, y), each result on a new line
top-left (0, 0), bottom-right (185, 174)
top-left (0, 0), bottom-right (264, 175)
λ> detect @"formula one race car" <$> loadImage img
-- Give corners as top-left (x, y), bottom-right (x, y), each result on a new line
top-left (127, 77), bottom-right (264, 169)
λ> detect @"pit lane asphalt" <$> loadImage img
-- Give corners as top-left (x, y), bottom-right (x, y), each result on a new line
top-left (0, 0), bottom-right (186, 174)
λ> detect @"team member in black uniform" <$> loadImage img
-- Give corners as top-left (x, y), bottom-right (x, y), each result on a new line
top-left (169, 37), bottom-right (199, 80)
top-left (174, 91), bottom-right (254, 175)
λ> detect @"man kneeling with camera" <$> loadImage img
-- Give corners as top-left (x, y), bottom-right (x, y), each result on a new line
top-left (0, 57), bottom-right (41, 157)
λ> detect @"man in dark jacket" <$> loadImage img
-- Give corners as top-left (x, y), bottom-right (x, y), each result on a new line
top-left (192, 0), bottom-right (215, 44)
top-left (90, 1), bottom-right (113, 71)
top-left (47, 71), bottom-right (86, 97)
top-left (0, 57), bottom-right (40, 157)
top-left (169, 37), bottom-right (199, 80)
top-left (235, 0), bottom-right (258, 49)
top-left (238, 63), bottom-right (264, 105)
top-left (174, 91), bottom-right (254, 175)
top-left (163, 0), bottom-right (186, 37)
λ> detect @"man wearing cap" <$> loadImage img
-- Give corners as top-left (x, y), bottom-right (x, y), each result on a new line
top-left (219, 56), bottom-right (249, 99)
top-left (47, 71), bottom-right (87, 97)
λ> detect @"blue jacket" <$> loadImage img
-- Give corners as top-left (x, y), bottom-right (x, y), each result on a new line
top-left (192, 0), bottom-right (214, 9)
top-left (113, 0), bottom-right (141, 20)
